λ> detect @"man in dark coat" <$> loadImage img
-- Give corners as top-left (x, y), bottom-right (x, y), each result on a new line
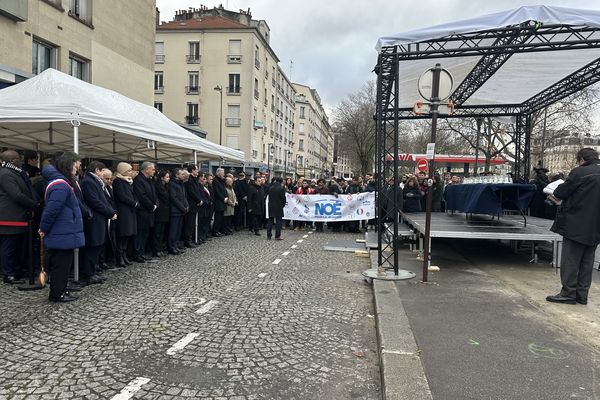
top-left (168, 168), bottom-right (189, 254)
top-left (80, 161), bottom-right (117, 285)
top-left (198, 173), bottom-right (212, 243)
top-left (133, 162), bottom-right (159, 262)
top-left (212, 168), bottom-right (228, 236)
top-left (0, 150), bottom-right (39, 284)
top-left (184, 165), bottom-right (203, 247)
top-left (247, 177), bottom-right (265, 235)
top-left (547, 148), bottom-right (600, 305)
top-left (233, 171), bottom-right (250, 230)
top-left (266, 177), bottom-right (287, 240)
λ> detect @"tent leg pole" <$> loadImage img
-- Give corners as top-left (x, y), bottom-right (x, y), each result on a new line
top-left (73, 249), bottom-right (79, 282)
top-left (73, 124), bottom-right (79, 154)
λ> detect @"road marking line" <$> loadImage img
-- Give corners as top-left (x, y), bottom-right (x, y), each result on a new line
top-left (281, 251), bottom-right (290, 256)
top-left (381, 349), bottom-right (415, 355)
top-left (297, 240), bottom-right (303, 243)
top-left (193, 298), bottom-right (207, 306)
top-left (111, 377), bottom-right (151, 400)
top-left (257, 272), bottom-right (267, 278)
top-left (272, 259), bottom-right (282, 265)
top-left (291, 245), bottom-right (298, 249)
top-left (195, 300), bottom-right (219, 314)
top-left (166, 333), bottom-right (199, 355)
top-left (303, 235), bottom-right (309, 238)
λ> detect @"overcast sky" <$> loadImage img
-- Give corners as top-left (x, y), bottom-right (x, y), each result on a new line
top-left (156, 0), bottom-right (600, 112)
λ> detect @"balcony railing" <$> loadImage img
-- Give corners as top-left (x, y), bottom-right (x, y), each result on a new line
top-left (185, 86), bottom-right (200, 94)
top-left (185, 115), bottom-right (198, 125)
top-left (271, 105), bottom-right (275, 112)
top-left (255, 58), bottom-right (260, 69)
top-left (155, 54), bottom-right (165, 63)
top-left (227, 54), bottom-right (242, 63)
top-left (254, 90), bottom-right (259, 100)
top-left (186, 54), bottom-right (201, 63)
top-left (227, 86), bottom-right (242, 95)
top-left (225, 118), bottom-right (241, 127)
top-left (154, 86), bottom-right (164, 94)
top-left (272, 78), bottom-right (276, 87)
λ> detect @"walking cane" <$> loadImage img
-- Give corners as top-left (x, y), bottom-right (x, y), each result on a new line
top-left (38, 238), bottom-right (48, 288)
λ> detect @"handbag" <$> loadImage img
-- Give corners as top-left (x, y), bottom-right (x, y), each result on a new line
top-left (38, 239), bottom-right (48, 288)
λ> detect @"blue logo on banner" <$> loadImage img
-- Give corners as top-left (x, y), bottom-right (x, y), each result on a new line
top-left (315, 200), bottom-right (343, 216)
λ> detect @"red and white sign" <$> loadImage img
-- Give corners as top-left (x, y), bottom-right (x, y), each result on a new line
top-left (417, 159), bottom-right (429, 173)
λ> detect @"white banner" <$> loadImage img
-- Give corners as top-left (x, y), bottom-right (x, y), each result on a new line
top-left (283, 192), bottom-right (375, 221)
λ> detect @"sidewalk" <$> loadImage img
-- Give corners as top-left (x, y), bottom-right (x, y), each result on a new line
top-left (372, 239), bottom-right (600, 400)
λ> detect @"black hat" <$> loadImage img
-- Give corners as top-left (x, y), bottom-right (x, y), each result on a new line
top-left (238, 171), bottom-right (246, 176)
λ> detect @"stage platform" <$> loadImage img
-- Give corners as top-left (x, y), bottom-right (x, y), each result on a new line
top-left (399, 212), bottom-right (563, 268)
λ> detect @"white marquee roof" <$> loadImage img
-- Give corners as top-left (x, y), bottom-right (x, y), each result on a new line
top-left (376, 5), bottom-right (600, 109)
top-left (0, 69), bottom-right (244, 162)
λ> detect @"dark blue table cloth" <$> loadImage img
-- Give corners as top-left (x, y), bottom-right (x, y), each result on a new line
top-left (444, 184), bottom-right (536, 215)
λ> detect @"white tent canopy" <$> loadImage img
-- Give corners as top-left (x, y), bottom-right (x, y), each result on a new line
top-left (376, 5), bottom-right (600, 109)
top-left (0, 69), bottom-right (244, 163)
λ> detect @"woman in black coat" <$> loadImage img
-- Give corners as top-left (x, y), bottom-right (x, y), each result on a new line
top-left (153, 170), bottom-right (170, 256)
top-left (402, 176), bottom-right (423, 213)
top-left (112, 162), bottom-right (138, 265)
top-left (247, 178), bottom-right (265, 235)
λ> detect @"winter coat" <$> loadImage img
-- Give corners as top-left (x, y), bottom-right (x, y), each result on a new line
top-left (185, 175), bottom-right (203, 213)
top-left (155, 181), bottom-right (170, 223)
top-left (551, 159), bottom-right (600, 246)
top-left (295, 187), bottom-right (313, 195)
top-left (313, 185), bottom-right (330, 195)
top-left (112, 177), bottom-right (138, 237)
top-left (133, 173), bottom-right (158, 229)
top-left (403, 186), bottom-right (423, 213)
top-left (267, 183), bottom-right (287, 218)
top-left (80, 172), bottom-right (116, 247)
top-left (225, 187), bottom-right (237, 217)
top-left (247, 183), bottom-right (265, 216)
top-left (0, 165), bottom-right (38, 234)
top-left (212, 176), bottom-right (227, 212)
top-left (198, 183), bottom-right (212, 218)
top-left (39, 165), bottom-right (85, 250)
top-left (431, 181), bottom-right (444, 211)
top-left (169, 179), bottom-right (189, 217)
top-left (233, 179), bottom-right (249, 202)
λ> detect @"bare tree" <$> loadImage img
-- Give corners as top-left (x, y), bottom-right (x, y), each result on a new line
top-left (333, 81), bottom-right (376, 176)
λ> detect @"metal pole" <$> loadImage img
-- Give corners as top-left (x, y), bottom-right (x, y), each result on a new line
top-left (474, 118), bottom-right (482, 177)
top-left (284, 151), bottom-right (288, 177)
top-left (193, 151), bottom-right (198, 243)
top-left (72, 121), bottom-right (80, 154)
top-left (219, 91), bottom-right (223, 146)
top-left (540, 107), bottom-right (548, 168)
top-left (72, 120), bottom-right (80, 282)
top-left (422, 64), bottom-right (442, 283)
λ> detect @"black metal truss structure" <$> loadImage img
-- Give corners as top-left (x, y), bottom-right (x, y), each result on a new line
top-left (375, 22), bottom-right (600, 274)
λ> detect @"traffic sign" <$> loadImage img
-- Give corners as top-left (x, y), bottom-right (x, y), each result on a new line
top-left (417, 159), bottom-right (429, 172)
top-left (417, 67), bottom-right (453, 101)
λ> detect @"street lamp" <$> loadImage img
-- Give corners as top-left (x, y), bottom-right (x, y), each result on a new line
top-left (305, 159), bottom-right (310, 178)
top-left (267, 143), bottom-right (274, 178)
top-left (213, 85), bottom-right (223, 145)
top-left (284, 150), bottom-right (293, 177)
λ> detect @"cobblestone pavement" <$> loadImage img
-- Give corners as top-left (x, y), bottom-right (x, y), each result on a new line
top-left (0, 228), bottom-right (380, 399)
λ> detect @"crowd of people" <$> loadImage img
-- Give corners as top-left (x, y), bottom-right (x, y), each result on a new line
top-left (0, 150), bottom-right (381, 303)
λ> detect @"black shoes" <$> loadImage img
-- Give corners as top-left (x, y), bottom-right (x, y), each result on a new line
top-left (168, 249), bottom-right (181, 255)
top-left (275, 237), bottom-right (283, 240)
top-left (546, 294), bottom-right (576, 304)
top-left (254, 231), bottom-right (261, 236)
top-left (266, 236), bottom-right (272, 240)
top-left (576, 298), bottom-right (588, 305)
top-left (131, 256), bottom-right (146, 263)
top-left (185, 243), bottom-right (197, 248)
top-left (3, 276), bottom-right (25, 285)
top-left (49, 293), bottom-right (78, 303)
top-left (142, 255), bottom-right (159, 263)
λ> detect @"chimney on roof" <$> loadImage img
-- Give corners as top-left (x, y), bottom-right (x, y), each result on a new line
top-left (155, 7), bottom-right (160, 26)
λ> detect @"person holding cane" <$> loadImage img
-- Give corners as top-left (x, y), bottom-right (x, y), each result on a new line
top-left (39, 154), bottom-right (85, 303)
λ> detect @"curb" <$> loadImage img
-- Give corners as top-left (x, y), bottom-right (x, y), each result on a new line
top-left (371, 253), bottom-right (433, 400)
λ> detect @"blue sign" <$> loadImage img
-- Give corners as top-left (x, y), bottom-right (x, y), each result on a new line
top-left (314, 200), bottom-right (343, 217)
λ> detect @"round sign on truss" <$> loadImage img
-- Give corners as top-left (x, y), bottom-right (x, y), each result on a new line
top-left (417, 67), bottom-right (454, 102)
top-left (417, 159), bottom-right (429, 172)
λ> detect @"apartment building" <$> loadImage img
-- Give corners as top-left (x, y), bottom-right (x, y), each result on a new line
top-left (0, 0), bottom-right (156, 104)
top-left (155, 6), bottom-right (296, 175)
top-left (543, 133), bottom-right (600, 174)
top-left (332, 132), bottom-right (353, 178)
top-left (293, 83), bottom-right (332, 179)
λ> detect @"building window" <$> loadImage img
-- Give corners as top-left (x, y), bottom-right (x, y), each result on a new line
top-left (299, 106), bottom-right (305, 119)
top-left (186, 103), bottom-right (198, 125)
top-left (254, 45), bottom-right (260, 69)
top-left (299, 123), bottom-right (305, 133)
top-left (299, 139), bottom-right (304, 151)
top-left (69, 0), bottom-right (91, 23)
top-left (155, 42), bottom-right (165, 63)
top-left (186, 72), bottom-right (199, 94)
top-left (69, 54), bottom-right (89, 81)
top-left (227, 40), bottom-right (242, 63)
top-left (154, 72), bottom-right (164, 93)
top-left (154, 102), bottom-right (163, 112)
top-left (226, 135), bottom-right (239, 149)
top-left (32, 39), bottom-right (56, 75)
top-left (227, 73), bottom-right (241, 95)
top-left (226, 105), bottom-right (241, 127)
top-left (187, 42), bottom-right (200, 63)
top-left (254, 78), bottom-right (259, 100)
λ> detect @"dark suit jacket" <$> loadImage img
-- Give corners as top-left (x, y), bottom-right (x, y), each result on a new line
top-left (212, 176), bottom-right (227, 212)
top-left (81, 172), bottom-right (116, 247)
top-left (133, 173), bottom-right (158, 229)
top-left (267, 183), bottom-right (287, 218)
top-left (0, 167), bottom-right (38, 235)
top-left (198, 183), bottom-right (212, 218)
top-left (155, 181), bottom-right (170, 223)
top-left (112, 178), bottom-right (138, 237)
top-left (169, 179), bottom-right (189, 217)
top-left (185, 176), bottom-right (203, 213)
